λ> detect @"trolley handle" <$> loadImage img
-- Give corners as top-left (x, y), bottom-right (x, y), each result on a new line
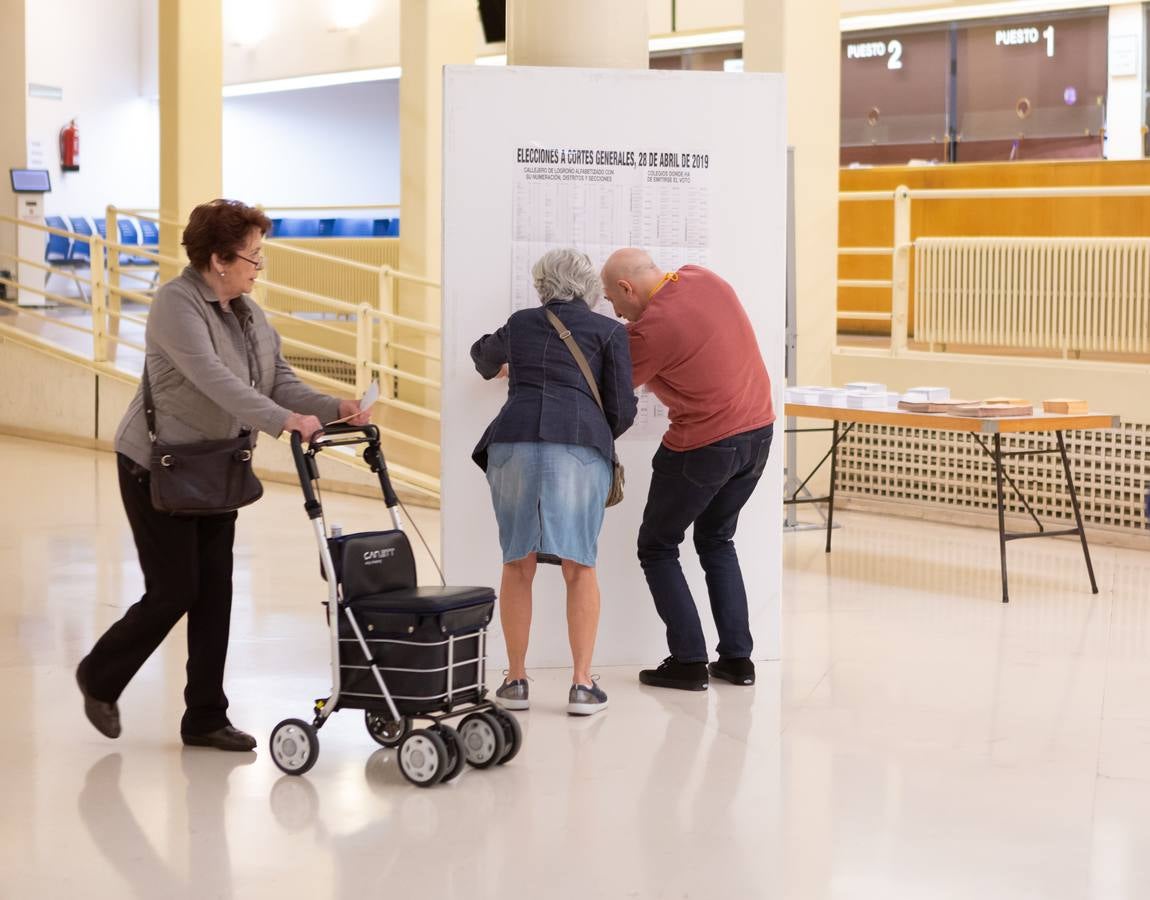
top-left (315, 422), bottom-right (378, 440)
top-left (289, 431), bottom-right (323, 520)
top-left (310, 424), bottom-right (399, 511)
top-left (293, 423), bottom-right (400, 513)
top-left (364, 441), bottom-right (401, 511)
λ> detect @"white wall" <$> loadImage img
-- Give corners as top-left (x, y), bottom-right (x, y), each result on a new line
top-left (25, 0), bottom-right (159, 217)
top-left (222, 0), bottom-right (402, 86)
top-left (222, 80), bottom-right (400, 206)
top-left (1105, 3), bottom-right (1146, 159)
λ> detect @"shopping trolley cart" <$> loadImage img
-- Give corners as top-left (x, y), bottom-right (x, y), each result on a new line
top-left (270, 424), bottom-right (521, 785)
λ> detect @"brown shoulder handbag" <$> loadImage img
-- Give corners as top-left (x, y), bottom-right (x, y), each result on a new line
top-left (545, 309), bottom-right (625, 508)
top-left (142, 366), bottom-right (264, 516)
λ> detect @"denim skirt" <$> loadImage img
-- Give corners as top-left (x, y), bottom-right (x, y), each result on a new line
top-left (485, 441), bottom-right (611, 567)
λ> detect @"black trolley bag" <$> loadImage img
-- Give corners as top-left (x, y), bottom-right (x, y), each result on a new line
top-left (269, 424), bottom-right (522, 786)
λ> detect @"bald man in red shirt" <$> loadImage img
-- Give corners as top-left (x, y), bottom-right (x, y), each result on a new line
top-left (602, 248), bottom-right (775, 691)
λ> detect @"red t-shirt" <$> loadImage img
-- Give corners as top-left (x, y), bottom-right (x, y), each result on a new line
top-left (627, 265), bottom-right (775, 452)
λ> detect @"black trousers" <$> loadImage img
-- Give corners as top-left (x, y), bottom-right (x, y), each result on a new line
top-left (637, 424), bottom-right (773, 663)
top-left (80, 454), bottom-right (238, 734)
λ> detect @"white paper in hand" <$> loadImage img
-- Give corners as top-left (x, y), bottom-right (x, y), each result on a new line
top-left (360, 380), bottom-right (379, 411)
top-left (325, 381), bottom-right (381, 427)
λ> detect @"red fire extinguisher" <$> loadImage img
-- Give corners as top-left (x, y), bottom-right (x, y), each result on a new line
top-left (60, 119), bottom-right (80, 172)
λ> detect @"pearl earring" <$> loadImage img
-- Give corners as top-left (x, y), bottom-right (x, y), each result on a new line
top-left (218, 270), bottom-right (225, 276)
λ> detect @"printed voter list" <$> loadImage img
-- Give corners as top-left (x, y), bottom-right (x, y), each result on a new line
top-left (510, 144), bottom-right (714, 440)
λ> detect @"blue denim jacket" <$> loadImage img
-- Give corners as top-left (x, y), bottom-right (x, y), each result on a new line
top-left (470, 298), bottom-right (637, 470)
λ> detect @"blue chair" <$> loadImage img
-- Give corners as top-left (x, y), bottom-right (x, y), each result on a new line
top-left (128, 218), bottom-right (161, 266)
top-left (109, 218), bottom-right (160, 288)
top-left (93, 218), bottom-right (137, 266)
top-left (385, 218), bottom-right (400, 237)
top-left (117, 219), bottom-right (139, 246)
top-left (44, 215), bottom-right (71, 264)
top-left (122, 219), bottom-right (157, 266)
top-left (325, 217), bottom-right (374, 237)
top-left (44, 215), bottom-right (76, 298)
top-left (67, 216), bottom-right (93, 263)
top-left (275, 218), bottom-right (322, 238)
top-left (372, 218), bottom-right (391, 237)
top-left (138, 218), bottom-right (159, 247)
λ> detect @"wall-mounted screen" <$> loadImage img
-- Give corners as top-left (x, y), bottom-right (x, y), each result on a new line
top-left (10, 169), bottom-right (51, 193)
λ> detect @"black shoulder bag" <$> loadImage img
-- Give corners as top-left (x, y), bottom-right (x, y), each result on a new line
top-left (545, 309), bottom-right (625, 508)
top-left (142, 366), bottom-right (264, 516)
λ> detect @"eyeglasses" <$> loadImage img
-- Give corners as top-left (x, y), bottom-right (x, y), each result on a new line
top-left (236, 252), bottom-right (265, 270)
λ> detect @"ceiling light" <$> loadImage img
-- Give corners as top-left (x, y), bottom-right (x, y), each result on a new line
top-left (326, 0), bottom-right (375, 32)
top-left (224, 0), bottom-right (277, 47)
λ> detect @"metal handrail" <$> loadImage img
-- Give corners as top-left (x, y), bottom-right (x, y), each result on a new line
top-left (0, 296), bottom-right (92, 330)
top-left (0, 212), bottom-right (92, 239)
top-left (116, 209), bottom-right (183, 228)
top-left (905, 185), bottom-right (1150, 200)
top-left (264, 238), bottom-right (386, 273)
top-left (1, 207), bottom-right (444, 498)
top-left (0, 319), bottom-right (440, 495)
top-left (108, 285), bottom-right (157, 305)
top-left (836, 182), bottom-right (1150, 355)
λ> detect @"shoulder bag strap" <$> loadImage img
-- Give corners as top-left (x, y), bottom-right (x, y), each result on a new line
top-left (545, 308), bottom-right (604, 412)
top-left (141, 363), bottom-right (158, 442)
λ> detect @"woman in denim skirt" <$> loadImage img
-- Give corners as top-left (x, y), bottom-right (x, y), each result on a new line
top-left (471, 248), bottom-right (637, 715)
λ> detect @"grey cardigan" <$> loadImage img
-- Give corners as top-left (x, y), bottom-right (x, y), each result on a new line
top-left (115, 266), bottom-right (340, 468)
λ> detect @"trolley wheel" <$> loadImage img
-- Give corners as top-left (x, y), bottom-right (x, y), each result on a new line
top-left (270, 718), bottom-right (320, 776)
top-left (398, 728), bottom-right (449, 788)
top-left (458, 711), bottom-right (506, 770)
top-left (365, 711), bottom-right (410, 748)
top-left (431, 723), bottom-right (467, 783)
top-left (490, 707), bottom-right (523, 765)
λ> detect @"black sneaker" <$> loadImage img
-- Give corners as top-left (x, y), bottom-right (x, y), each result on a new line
top-left (708, 657), bottom-right (755, 686)
top-left (639, 656), bottom-right (708, 691)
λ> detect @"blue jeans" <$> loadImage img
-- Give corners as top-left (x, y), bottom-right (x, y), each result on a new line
top-left (637, 424), bottom-right (774, 663)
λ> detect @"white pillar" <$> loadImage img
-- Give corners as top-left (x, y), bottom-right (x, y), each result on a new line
top-left (0, 0), bottom-right (27, 293)
top-left (1104, 3), bottom-right (1146, 160)
top-left (395, 0), bottom-right (476, 478)
top-left (158, 0), bottom-right (223, 277)
top-left (745, 0), bottom-right (840, 390)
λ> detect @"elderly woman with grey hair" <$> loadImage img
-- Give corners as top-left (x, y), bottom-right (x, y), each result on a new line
top-left (471, 248), bottom-right (637, 716)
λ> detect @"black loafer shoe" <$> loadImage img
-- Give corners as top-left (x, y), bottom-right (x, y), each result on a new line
top-left (181, 726), bottom-right (257, 752)
top-left (708, 657), bottom-right (756, 686)
top-left (639, 656), bottom-right (709, 691)
top-left (76, 665), bottom-right (121, 739)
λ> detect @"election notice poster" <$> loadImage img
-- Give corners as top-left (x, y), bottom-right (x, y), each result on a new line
top-left (510, 145), bottom-right (712, 439)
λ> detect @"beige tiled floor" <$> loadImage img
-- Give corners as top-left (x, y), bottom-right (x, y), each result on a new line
top-left (2, 433), bottom-right (1149, 898)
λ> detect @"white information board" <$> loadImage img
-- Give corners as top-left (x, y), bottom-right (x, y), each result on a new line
top-left (442, 65), bottom-right (786, 667)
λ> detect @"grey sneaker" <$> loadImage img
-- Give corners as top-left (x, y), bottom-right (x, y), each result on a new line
top-left (495, 677), bottom-right (529, 710)
top-left (567, 678), bottom-right (608, 716)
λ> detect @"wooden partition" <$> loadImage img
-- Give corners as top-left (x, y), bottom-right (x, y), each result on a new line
top-left (839, 159), bottom-right (1150, 334)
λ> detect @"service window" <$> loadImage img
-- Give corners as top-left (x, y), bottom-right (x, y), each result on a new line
top-left (1145, 3), bottom-right (1150, 157)
top-left (840, 26), bottom-right (951, 166)
top-left (954, 9), bottom-right (1108, 161)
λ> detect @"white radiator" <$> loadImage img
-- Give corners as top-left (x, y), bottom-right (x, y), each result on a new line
top-left (915, 237), bottom-right (1150, 354)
